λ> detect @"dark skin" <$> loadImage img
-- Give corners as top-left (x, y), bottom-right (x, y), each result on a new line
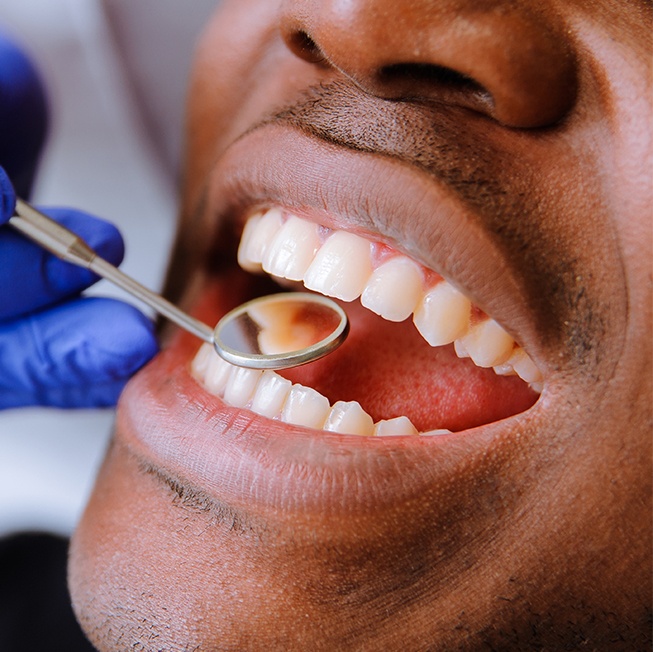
top-left (69, 0), bottom-right (652, 649)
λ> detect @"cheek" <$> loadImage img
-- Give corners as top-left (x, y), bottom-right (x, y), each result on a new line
top-left (184, 1), bottom-right (280, 204)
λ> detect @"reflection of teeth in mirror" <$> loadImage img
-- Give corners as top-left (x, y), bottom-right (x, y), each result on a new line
top-left (248, 301), bottom-right (318, 355)
top-left (257, 329), bottom-right (295, 356)
top-left (361, 256), bottom-right (423, 321)
top-left (323, 401), bottom-right (375, 436)
top-left (235, 210), bottom-right (543, 393)
top-left (304, 231), bottom-right (373, 301)
top-left (262, 215), bottom-right (322, 281)
top-left (191, 346), bottom-right (429, 436)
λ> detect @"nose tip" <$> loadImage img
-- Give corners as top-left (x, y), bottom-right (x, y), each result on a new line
top-left (281, 1), bottom-right (578, 128)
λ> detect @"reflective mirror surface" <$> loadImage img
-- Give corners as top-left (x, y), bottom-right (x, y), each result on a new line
top-left (213, 293), bottom-right (349, 369)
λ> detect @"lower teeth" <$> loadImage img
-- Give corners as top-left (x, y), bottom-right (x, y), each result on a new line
top-left (191, 343), bottom-right (436, 437)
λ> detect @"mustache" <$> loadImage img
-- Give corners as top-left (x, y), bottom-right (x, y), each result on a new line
top-left (265, 80), bottom-right (508, 211)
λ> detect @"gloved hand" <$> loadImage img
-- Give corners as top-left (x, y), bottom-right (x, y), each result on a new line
top-left (0, 167), bottom-right (159, 408)
top-left (0, 30), bottom-right (48, 197)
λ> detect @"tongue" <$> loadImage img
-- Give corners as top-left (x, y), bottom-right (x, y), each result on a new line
top-left (279, 299), bottom-right (538, 432)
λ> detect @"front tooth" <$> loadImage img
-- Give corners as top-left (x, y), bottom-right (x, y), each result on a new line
top-left (204, 352), bottom-right (234, 395)
top-left (281, 384), bottom-right (330, 429)
top-left (262, 215), bottom-right (322, 281)
top-left (413, 282), bottom-right (471, 346)
top-left (323, 400), bottom-right (375, 436)
top-left (237, 208), bottom-right (284, 272)
top-left (304, 231), bottom-right (373, 301)
top-left (361, 256), bottom-right (423, 322)
top-left (224, 367), bottom-right (263, 407)
top-left (250, 370), bottom-right (292, 418)
top-left (458, 319), bottom-right (514, 367)
top-left (374, 416), bottom-right (418, 436)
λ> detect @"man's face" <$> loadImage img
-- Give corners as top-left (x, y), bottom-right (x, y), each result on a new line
top-left (69, 0), bottom-right (652, 649)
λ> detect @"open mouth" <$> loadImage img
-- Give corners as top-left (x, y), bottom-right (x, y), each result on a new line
top-left (189, 204), bottom-right (542, 437)
top-left (113, 122), bottom-right (555, 520)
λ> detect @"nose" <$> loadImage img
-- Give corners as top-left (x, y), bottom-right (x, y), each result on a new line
top-left (280, 0), bottom-right (578, 128)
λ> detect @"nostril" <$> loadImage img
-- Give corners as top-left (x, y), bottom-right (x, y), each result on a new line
top-left (285, 29), bottom-right (327, 65)
top-left (380, 63), bottom-right (482, 93)
top-left (377, 62), bottom-right (494, 113)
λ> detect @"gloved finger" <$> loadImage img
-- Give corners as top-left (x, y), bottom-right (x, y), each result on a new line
top-left (0, 207), bottom-right (125, 322)
top-left (0, 297), bottom-right (158, 409)
top-left (0, 31), bottom-right (48, 197)
top-left (0, 166), bottom-right (15, 223)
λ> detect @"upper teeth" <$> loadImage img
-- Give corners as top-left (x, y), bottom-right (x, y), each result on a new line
top-left (238, 208), bottom-right (540, 378)
top-left (190, 207), bottom-right (543, 436)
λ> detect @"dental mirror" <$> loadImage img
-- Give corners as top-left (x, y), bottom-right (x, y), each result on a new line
top-left (214, 293), bottom-right (349, 369)
top-left (9, 200), bottom-right (349, 371)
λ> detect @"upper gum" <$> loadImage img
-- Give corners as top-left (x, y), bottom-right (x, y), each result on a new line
top-left (245, 206), bottom-right (445, 287)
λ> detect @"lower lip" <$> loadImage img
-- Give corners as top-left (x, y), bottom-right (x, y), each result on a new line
top-left (115, 276), bottom-right (540, 514)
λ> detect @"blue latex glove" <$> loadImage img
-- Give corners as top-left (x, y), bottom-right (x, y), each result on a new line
top-left (0, 30), bottom-right (48, 197)
top-left (0, 168), bottom-right (159, 408)
top-left (0, 34), bottom-right (157, 408)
